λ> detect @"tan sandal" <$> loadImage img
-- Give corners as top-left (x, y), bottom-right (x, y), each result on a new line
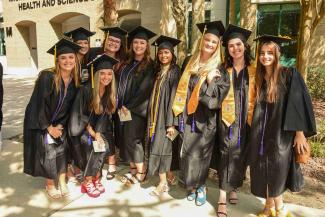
top-left (46, 185), bottom-right (61, 199)
top-left (149, 183), bottom-right (169, 196)
top-left (276, 206), bottom-right (291, 217)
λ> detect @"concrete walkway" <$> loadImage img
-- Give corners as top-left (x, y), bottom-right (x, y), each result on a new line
top-left (0, 76), bottom-right (324, 217)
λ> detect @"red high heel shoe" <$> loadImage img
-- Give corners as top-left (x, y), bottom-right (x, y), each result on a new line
top-left (81, 181), bottom-right (101, 198)
top-left (93, 178), bottom-right (105, 194)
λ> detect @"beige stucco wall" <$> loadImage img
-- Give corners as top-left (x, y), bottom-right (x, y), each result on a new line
top-left (3, 0), bottom-right (102, 72)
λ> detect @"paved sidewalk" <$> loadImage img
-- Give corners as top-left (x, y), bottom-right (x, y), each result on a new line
top-left (0, 76), bottom-right (324, 217)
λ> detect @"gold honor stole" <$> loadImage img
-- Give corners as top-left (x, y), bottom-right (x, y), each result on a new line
top-left (221, 65), bottom-right (256, 127)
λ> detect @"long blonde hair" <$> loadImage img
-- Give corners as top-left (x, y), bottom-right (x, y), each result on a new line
top-left (185, 34), bottom-right (222, 76)
top-left (54, 53), bottom-right (80, 93)
top-left (91, 70), bottom-right (117, 115)
top-left (256, 41), bottom-right (282, 103)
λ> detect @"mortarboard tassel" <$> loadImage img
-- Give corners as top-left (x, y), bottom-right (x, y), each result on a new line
top-left (91, 63), bottom-right (94, 89)
top-left (125, 33), bottom-right (128, 53)
top-left (54, 45), bottom-right (57, 68)
top-left (255, 40), bottom-right (260, 65)
top-left (199, 25), bottom-right (207, 51)
top-left (154, 42), bottom-right (158, 60)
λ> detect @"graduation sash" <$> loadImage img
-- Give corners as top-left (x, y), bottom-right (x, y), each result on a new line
top-left (221, 65), bottom-right (256, 127)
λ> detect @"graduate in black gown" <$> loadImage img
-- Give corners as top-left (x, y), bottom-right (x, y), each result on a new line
top-left (100, 26), bottom-right (128, 179)
top-left (69, 54), bottom-right (118, 198)
top-left (146, 35), bottom-right (181, 196)
top-left (117, 26), bottom-right (156, 184)
top-left (23, 39), bottom-right (81, 199)
top-left (249, 35), bottom-right (316, 217)
top-left (64, 27), bottom-right (99, 83)
top-left (172, 21), bottom-right (230, 206)
top-left (214, 24), bottom-right (255, 217)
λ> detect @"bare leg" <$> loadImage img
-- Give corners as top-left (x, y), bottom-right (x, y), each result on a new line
top-left (217, 189), bottom-right (227, 216)
top-left (58, 173), bottom-right (69, 197)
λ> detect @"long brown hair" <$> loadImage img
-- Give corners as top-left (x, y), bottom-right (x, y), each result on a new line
top-left (126, 40), bottom-right (153, 74)
top-left (54, 53), bottom-right (80, 93)
top-left (91, 69), bottom-right (116, 115)
top-left (255, 41), bottom-right (282, 103)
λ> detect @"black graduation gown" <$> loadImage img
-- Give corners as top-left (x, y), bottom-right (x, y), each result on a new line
top-left (116, 60), bottom-right (155, 163)
top-left (24, 70), bottom-right (77, 179)
top-left (68, 83), bottom-right (114, 176)
top-left (147, 65), bottom-right (181, 176)
top-left (178, 68), bottom-right (230, 190)
top-left (217, 68), bottom-right (251, 191)
top-left (249, 68), bottom-right (316, 198)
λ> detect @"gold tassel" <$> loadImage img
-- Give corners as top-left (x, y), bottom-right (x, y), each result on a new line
top-left (255, 41), bottom-right (260, 65)
top-left (54, 45), bottom-right (57, 68)
top-left (220, 45), bottom-right (224, 63)
top-left (154, 42), bottom-right (158, 60)
top-left (125, 33), bottom-right (128, 53)
top-left (91, 64), bottom-right (94, 89)
top-left (199, 25), bottom-right (207, 51)
top-left (74, 64), bottom-right (78, 87)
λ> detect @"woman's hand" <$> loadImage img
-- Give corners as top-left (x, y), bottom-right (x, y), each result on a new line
top-left (95, 132), bottom-right (104, 143)
top-left (207, 69), bottom-right (221, 84)
top-left (293, 131), bottom-right (308, 154)
top-left (47, 125), bottom-right (63, 138)
top-left (121, 106), bottom-right (129, 116)
top-left (166, 126), bottom-right (176, 138)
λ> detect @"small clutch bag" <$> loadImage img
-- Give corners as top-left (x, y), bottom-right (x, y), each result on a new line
top-left (295, 142), bottom-right (311, 164)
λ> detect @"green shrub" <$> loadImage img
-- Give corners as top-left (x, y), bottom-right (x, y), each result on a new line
top-left (307, 67), bottom-right (325, 101)
top-left (310, 117), bottom-right (325, 158)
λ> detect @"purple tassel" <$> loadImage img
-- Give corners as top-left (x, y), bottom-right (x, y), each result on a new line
top-left (228, 126), bottom-right (232, 139)
top-left (151, 133), bottom-right (155, 143)
top-left (44, 134), bottom-right (48, 145)
top-left (191, 117), bottom-right (195, 133)
top-left (179, 117), bottom-right (184, 133)
top-left (88, 134), bottom-right (92, 146)
top-left (237, 136), bottom-right (241, 148)
top-left (259, 141), bottom-right (264, 156)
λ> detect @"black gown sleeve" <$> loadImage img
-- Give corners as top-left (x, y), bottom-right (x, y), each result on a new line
top-left (199, 67), bottom-right (230, 110)
top-left (283, 68), bottom-right (317, 137)
top-left (166, 66), bottom-right (181, 127)
top-left (38, 71), bottom-right (55, 130)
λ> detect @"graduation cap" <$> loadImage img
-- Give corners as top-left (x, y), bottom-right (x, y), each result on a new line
top-left (253, 34), bottom-right (293, 44)
top-left (87, 54), bottom-right (119, 88)
top-left (64, 27), bottom-right (96, 41)
top-left (100, 26), bottom-right (128, 41)
top-left (47, 38), bottom-right (81, 67)
top-left (152, 35), bottom-right (181, 54)
top-left (196, 20), bottom-right (225, 37)
top-left (127, 25), bottom-right (156, 45)
top-left (222, 24), bottom-right (252, 47)
top-left (253, 34), bottom-right (293, 63)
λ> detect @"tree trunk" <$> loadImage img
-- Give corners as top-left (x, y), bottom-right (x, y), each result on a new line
top-left (171, 0), bottom-right (188, 65)
top-left (240, 0), bottom-right (257, 55)
top-left (160, 0), bottom-right (176, 36)
top-left (229, 0), bottom-right (236, 25)
top-left (297, 2), bottom-right (313, 79)
top-left (297, 0), bottom-right (325, 80)
top-left (103, 0), bottom-right (118, 26)
top-left (191, 0), bottom-right (205, 53)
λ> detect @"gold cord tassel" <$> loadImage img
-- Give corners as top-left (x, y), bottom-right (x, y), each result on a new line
top-left (220, 45), bottom-right (224, 63)
top-left (199, 25), bottom-right (207, 51)
top-left (54, 45), bottom-right (57, 68)
top-left (91, 64), bottom-right (94, 89)
top-left (255, 41), bottom-right (260, 65)
top-left (125, 33), bottom-right (128, 53)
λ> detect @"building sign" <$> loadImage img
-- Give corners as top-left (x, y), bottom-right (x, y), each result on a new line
top-left (251, 0), bottom-right (298, 3)
top-left (8, 0), bottom-right (95, 11)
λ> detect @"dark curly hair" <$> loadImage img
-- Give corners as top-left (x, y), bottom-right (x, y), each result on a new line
top-left (224, 33), bottom-right (252, 68)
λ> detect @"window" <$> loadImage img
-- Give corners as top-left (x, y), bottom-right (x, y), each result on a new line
top-left (257, 4), bottom-right (300, 66)
top-left (0, 27), bottom-right (5, 56)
